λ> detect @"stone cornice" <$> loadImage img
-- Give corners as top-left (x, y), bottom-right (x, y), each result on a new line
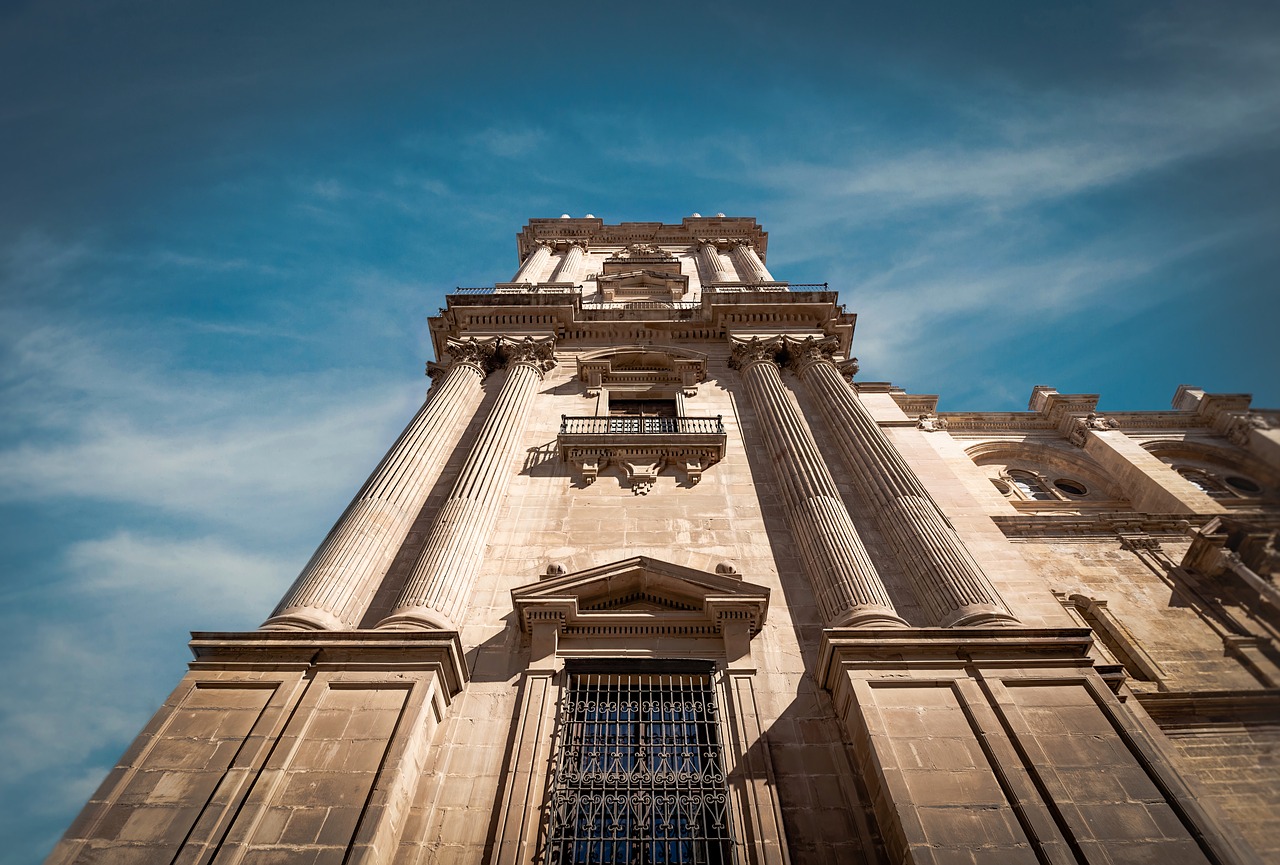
top-left (816, 627), bottom-right (1095, 691)
top-left (1136, 689), bottom-right (1280, 728)
top-left (510, 555), bottom-right (770, 638)
top-left (516, 217), bottom-right (769, 263)
top-left (990, 513), bottom-right (1214, 540)
top-left (187, 630), bottom-right (468, 697)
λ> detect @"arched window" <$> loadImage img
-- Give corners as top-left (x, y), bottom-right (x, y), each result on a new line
top-left (1177, 468), bottom-right (1232, 498)
top-left (1008, 470), bottom-right (1056, 501)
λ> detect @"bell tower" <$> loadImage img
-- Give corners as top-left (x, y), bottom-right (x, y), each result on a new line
top-left (50, 216), bottom-right (1278, 865)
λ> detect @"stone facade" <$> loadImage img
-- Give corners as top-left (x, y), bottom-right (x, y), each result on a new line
top-left (51, 216), bottom-right (1280, 864)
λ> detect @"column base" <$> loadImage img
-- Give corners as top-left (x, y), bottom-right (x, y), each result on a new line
top-left (376, 608), bottom-right (458, 631)
top-left (938, 604), bottom-right (1021, 628)
top-left (832, 608), bottom-right (910, 628)
top-left (259, 607), bottom-right (348, 631)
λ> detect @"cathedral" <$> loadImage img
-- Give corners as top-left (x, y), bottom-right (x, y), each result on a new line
top-left (51, 216), bottom-right (1280, 864)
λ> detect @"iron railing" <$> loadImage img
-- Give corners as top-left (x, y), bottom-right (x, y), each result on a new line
top-left (544, 662), bottom-right (732, 865)
top-left (560, 416), bottom-right (725, 435)
top-left (580, 301), bottom-right (702, 311)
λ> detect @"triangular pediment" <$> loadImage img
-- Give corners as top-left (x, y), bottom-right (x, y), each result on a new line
top-left (511, 555), bottom-right (769, 637)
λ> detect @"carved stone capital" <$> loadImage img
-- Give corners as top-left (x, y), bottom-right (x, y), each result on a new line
top-left (836, 357), bottom-right (860, 379)
top-left (498, 335), bottom-right (557, 373)
top-left (444, 337), bottom-right (499, 375)
top-left (783, 335), bottom-right (841, 376)
top-left (729, 335), bottom-right (784, 370)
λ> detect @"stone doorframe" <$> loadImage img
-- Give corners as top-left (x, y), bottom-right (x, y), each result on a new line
top-left (489, 556), bottom-right (790, 865)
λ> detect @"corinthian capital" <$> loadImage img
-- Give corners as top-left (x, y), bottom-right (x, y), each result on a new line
top-left (783, 335), bottom-right (841, 375)
top-left (446, 337), bottom-right (499, 371)
top-left (729, 335), bottom-right (784, 370)
top-left (499, 335), bottom-right (558, 372)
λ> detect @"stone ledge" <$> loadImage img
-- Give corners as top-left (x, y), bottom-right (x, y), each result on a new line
top-left (186, 630), bottom-right (468, 698)
top-left (816, 626), bottom-right (1096, 691)
top-left (1137, 688), bottom-right (1280, 729)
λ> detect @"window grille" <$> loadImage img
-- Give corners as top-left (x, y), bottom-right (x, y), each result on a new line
top-left (544, 660), bottom-right (733, 865)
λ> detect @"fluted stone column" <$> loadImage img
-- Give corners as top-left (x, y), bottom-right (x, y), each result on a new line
top-left (512, 241), bottom-right (552, 283)
top-left (263, 338), bottom-right (496, 631)
top-left (379, 336), bottom-right (556, 630)
top-left (549, 242), bottom-right (586, 284)
top-left (788, 336), bottom-right (1018, 627)
top-left (731, 336), bottom-right (906, 627)
top-left (698, 240), bottom-right (731, 284)
top-left (730, 240), bottom-right (773, 283)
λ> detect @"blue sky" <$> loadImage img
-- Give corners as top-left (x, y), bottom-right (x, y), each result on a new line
top-left (1, 1), bottom-right (1278, 860)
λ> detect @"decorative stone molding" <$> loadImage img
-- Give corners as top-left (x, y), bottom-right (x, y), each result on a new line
top-left (1068, 411), bottom-right (1120, 447)
top-left (497, 334), bottom-right (557, 372)
top-left (916, 412), bottom-right (948, 432)
top-left (511, 555), bottom-right (770, 641)
top-left (728, 334), bottom-right (783, 370)
top-left (1226, 412), bottom-right (1274, 448)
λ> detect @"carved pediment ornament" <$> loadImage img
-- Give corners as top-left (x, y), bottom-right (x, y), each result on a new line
top-left (511, 555), bottom-right (770, 639)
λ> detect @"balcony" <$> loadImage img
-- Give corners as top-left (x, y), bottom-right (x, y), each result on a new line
top-left (560, 416), bottom-right (724, 435)
top-left (557, 415), bottom-right (728, 494)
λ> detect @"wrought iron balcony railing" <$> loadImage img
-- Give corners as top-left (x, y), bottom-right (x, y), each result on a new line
top-left (559, 416), bottom-right (725, 435)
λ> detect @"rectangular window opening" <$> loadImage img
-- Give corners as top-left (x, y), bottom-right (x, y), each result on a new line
top-left (544, 661), bottom-right (733, 865)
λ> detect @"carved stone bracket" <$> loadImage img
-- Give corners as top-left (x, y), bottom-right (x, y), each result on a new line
top-left (1068, 412), bottom-right (1120, 447)
top-left (1225, 411), bottom-right (1273, 448)
top-left (916, 412), bottom-right (949, 432)
top-left (561, 444), bottom-right (724, 493)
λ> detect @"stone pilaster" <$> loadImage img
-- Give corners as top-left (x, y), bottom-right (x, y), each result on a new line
top-left (788, 336), bottom-right (1019, 628)
top-left (378, 336), bottom-right (557, 630)
top-left (730, 239), bottom-right (773, 283)
top-left (731, 336), bottom-right (905, 627)
top-left (549, 241), bottom-right (586, 284)
top-left (698, 240), bottom-right (731, 284)
top-left (262, 338), bottom-right (496, 631)
top-left (512, 240), bottom-right (552, 283)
